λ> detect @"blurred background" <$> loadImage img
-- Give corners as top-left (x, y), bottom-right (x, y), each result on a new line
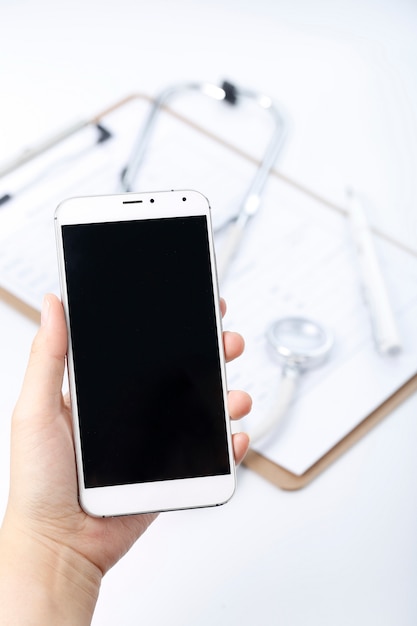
top-left (1, 0), bottom-right (417, 248)
top-left (1, 1), bottom-right (416, 625)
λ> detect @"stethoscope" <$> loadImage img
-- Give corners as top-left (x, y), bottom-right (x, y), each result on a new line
top-left (120, 80), bottom-right (286, 279)
top-left (119, 82), bottom-right (333, 443)
top-left (250, 317), bottom-right (334, 444)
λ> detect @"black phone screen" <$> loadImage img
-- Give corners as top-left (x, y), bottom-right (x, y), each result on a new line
top-left (62, 216), bottom-right (230, 488)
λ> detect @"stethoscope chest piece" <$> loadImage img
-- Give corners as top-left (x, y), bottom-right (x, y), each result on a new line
top-left (267, 317), bottom-right (333, 370)
top-left (250, 316), bottom-right (333, 445)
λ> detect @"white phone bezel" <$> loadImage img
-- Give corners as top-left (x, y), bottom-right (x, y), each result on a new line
top-left (54, 189), bottom-right (236, 517)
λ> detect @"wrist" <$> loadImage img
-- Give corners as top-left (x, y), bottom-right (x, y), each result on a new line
top-left (0, 522), bottom-right (102, 626)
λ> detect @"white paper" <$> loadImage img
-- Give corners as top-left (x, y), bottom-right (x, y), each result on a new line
top-left (222, 179), bottom-right (417, 474)
top-left (1, 95), bottom-right (416, 476)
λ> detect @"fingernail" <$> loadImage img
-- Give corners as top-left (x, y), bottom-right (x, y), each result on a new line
top-left (41, 295), bottom-right (50, 327)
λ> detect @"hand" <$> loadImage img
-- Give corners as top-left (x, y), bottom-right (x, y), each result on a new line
top-left (0, 294), bottom-right (251, 625)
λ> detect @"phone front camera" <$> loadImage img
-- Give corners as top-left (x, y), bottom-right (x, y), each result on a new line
top-left (182, 197), bottom-right (187, 201)
top-left (150, 198), bottom-right (154, 203)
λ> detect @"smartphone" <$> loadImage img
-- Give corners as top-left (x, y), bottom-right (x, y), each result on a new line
top-left (54, 189), bottom-right (235, 517)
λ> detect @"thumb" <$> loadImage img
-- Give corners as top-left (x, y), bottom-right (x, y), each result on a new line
top-left (15, 294), bottom-right (68, 421)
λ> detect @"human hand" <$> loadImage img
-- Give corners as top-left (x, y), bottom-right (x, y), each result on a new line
top-left (0, 294), bottom-right (251, 625)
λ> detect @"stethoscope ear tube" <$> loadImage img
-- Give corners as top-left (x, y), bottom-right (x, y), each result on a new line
top-left (120, 80), bottom-right (287, 277)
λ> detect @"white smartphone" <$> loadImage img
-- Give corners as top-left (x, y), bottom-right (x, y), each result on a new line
top-left (54, 189), bottom-right (236, 517)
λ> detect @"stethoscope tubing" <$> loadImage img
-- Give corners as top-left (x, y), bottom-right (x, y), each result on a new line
top-left (119, 80), bottom-right (287, 278)
top-left (250, 317), bottom-right (334, 445)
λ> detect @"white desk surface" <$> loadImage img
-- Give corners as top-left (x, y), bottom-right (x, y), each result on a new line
top-left (1, 1), bottom-right (416, 624)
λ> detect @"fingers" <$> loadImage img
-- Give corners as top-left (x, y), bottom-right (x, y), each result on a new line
top-left (223, 331), bottom-right (244, 363)
top-left (221, 298), bottom-right (251, 464)
top-left (232, 432), bottom-right (250, 465)
top-left (228, 390), bottom-right (251, 464)
top-left (14, 294), bottom-right (67, 422)
top-left (227, 389), bottom-right (252, 420)
top-left (220, 298), bottom-right (244, 363)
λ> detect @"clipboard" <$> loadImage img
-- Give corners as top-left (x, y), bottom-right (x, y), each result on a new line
top-left (0, 93), bottom-right (152, 325)
top-left (1, 92), bottom-right (416, 490)
top-left (244, 373), bottom-right (417, 489)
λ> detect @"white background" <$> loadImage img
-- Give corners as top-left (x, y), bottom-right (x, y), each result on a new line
top-left (1, 1), bottom-right (416, 624)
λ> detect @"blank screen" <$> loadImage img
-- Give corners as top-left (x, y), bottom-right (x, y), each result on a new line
top-left (62, 216), bottom-right (230, 488)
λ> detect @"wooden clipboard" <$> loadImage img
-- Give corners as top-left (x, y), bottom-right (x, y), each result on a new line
top-left (1, 92), bottom-right (417, 490)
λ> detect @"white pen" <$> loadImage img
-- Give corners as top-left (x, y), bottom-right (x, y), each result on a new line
top-left (346, 188), bottom-right (402, 355)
